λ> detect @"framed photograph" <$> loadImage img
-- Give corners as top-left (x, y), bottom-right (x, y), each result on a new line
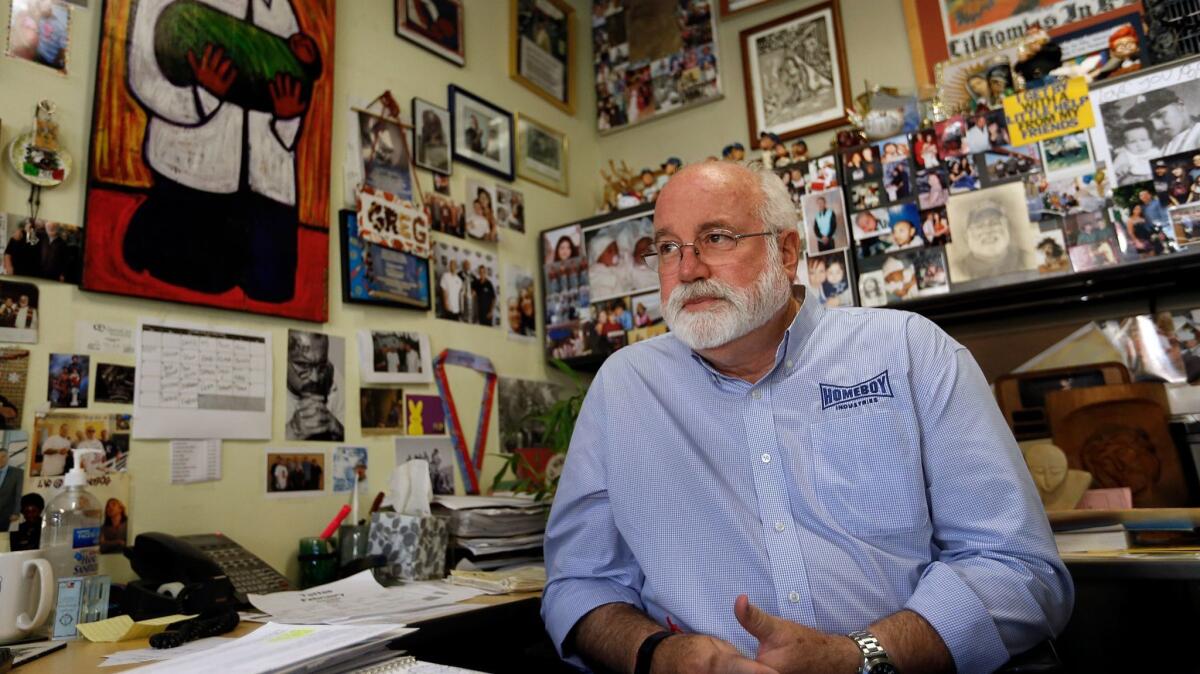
top-left (516, 113), bottom-right (568, 195)
top-left (720, 0), bottom-right (781, 17)
top-left (412, 98), bottom-right (452, 175)
top-left (740, 1), bottom-right (851, 142)
top-left (511, 0), bottom-right (575, 114)
top-left (357, 330), bottom-right (433, 384)
top-left (449, 85), bottom-right (514, 181)
top-left (340, 210), bottom-right (433, 311)
top-left (395, 0), bottom-right (464, 66)
top-left (592, 0), bottom-right (722, 134)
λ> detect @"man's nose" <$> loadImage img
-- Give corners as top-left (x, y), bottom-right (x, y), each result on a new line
top-left (675, 245), bottom-right (709, 283)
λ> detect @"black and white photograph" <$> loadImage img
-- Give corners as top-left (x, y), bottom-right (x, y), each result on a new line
top-left (413, 97), bottom-right (452, 175)
top-left (802, 189), bottom-right (848, 254)
top-left (1091, 56), bottom-right (1200, 187)
top-left (357, 110), bottom-right (414, 200)
top-left (498, 376), bottom-right (566, 453)
top-left (358, 330), bottom-right (433, 384)
top-left (450, 85), bottom-right (514, 180)
top-left (0, 280), bottom-right (37, 344)
top-left (434, 242), bottom-right (501, 327)
top-left (94, 364), bottom-right (134, 404)
top-left (266, 450), bottom-right (326, 495)
top-left (496, 185), bottom-right (525, 232)
top-left (465, 179), bottom-right (500, 242)
top-left (857, 269), bottom-right (887, 307)
top-left (740, 1), bottom-right (849, 141)
top-left (584, 214), bottom-right (657, 303)
top-left (945, 183), bottom-right (1039, 283)
top-left (285, 330), bottom-right (345, 442)
top-left (394, 436), bottom-right (455, 495)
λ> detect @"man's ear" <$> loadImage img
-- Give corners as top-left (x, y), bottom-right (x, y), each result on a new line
top-left (779, 229), bottom-right (802, 283)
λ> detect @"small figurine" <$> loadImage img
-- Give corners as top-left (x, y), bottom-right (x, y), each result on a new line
top-left (599, 159), bottom-right (640, 213)
top-left (721, 142), bottom-right (745, 161)
top-left (1023, 442), bottom-right (1093, 511)
top-left (1092, 24), bottom-right (1141, 81)
top-left (965, 72), bottom-right (990, 110)
top-left (835, 128), bottom-right (866, 149)
top-left (986, 60), bottom-right (1015, 107)
top-left (638, 168), bottom-right (660, 202)
top-left (1016, 24), bottom-right (1062, 88)
top-left (790, 140), bottom-right (809, 163)
top-left (655, 157), bottom-right (682, 191)
top-left (758, 131), bottom-right (781, 168)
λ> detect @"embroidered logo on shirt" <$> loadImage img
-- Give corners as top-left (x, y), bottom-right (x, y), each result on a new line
top-left (819, 371), bottom-right (893, 410)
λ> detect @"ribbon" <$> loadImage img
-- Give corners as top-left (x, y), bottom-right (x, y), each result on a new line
top-left (433, 349), bottom-right (497, 494)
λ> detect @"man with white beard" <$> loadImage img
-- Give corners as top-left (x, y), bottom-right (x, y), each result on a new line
top-left (542, 162), bottom-right (1071, 674)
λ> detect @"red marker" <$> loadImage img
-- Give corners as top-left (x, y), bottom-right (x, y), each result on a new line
top-left (319, 504), bottom-right (351, 540)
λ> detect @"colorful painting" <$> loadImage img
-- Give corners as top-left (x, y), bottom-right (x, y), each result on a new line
top-left (82, 0), bottom-right (336, 322)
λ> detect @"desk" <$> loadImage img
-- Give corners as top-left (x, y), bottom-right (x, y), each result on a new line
top-left (17, 592), bottom-right (564, 674)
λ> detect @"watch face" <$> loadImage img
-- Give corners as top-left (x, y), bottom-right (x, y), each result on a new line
top-left (868, 665), bottom-right (899, 674)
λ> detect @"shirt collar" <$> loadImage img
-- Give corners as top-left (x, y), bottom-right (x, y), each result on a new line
top-left (688, 288), bottom-right (825, 385)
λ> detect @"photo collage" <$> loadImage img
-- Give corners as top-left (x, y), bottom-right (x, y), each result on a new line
top-left (776, 153), bottom-right (850, 307)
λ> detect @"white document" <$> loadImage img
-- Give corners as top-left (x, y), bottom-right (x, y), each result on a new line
top-left (170, 439), bottom-right (222, 484)
top-left (432, 494), bottom-right (543, 510)
top-left (134, 320), bottom-right (273, 439)
top-left (100, 636), bottom-right (233, 667)
top-left (75, 321), bottom-right (135, 356)
top-left (249, 570), bottom-right (485, 625)
top-left (129, 622), bottom-right (413, 674)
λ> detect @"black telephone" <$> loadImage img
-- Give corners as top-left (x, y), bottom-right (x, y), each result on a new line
top-left (123, 532), bottom-right (292, 619)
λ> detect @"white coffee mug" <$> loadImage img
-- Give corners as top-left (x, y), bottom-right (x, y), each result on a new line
top-left (0, 549), bottom-right (54, 644)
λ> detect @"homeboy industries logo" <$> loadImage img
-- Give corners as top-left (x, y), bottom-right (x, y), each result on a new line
top-left (820, 371), bottom-right (893, 411)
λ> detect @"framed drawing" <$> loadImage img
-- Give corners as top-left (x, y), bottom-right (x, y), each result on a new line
top-left (82, 0), bottom-right (335, 322)
top-left (340, 210), bottom-right (431, 311)
top-left (719, 0), bottom-right (780, 17)
top-left (412, 97), bottom-right (452, 175)
top-left (516, 113), bottom-right (568, 195)
top-left (395, 0), bottom-right (464, 66)
top-left (449, 85), bottom-right (514, 181)
top-left (739, 1), bottom-right (851, 142)
top-left (510, 0), bottom-right (575, 114)
top-left (592, 0), bottom-right (722, 134)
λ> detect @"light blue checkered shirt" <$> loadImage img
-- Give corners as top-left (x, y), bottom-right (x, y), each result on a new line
top-left (542, 294), bottom-right (1073, 674)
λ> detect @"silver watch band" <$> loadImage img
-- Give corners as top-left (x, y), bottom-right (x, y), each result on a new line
top-left (847, 630), bottom-right (894, 673)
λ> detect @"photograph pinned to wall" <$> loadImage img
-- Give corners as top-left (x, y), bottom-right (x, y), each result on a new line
top-left (449, 85), bottom-right (513, 180)
top-left (919, 206), bottom-right (951, 246)
top-left (404, 393), bottom-right (446, 436)
top-left (394, 436), bottom-right (454, 495)
top-left (583, 213), bottom-right (657, 303)
top-left (516, 113), bottom-right (568, 195)
top-left (498, 377), bottom-right (565, 453)
top-left (802, 189), bottom-right (847, 254)
top-left (83, 0), bottom-right (335, 322)
top-left (1109, 180), bottom-right (1176, 259)
top-left (0, 279), bottom-right (37, 343)
top-left (5, 0), bottom-right (69, 73)
top-left (433, 241), bottom-right (500, 326)
top-left (412, 97), bottom-right (452, 175)
top-left (395, 0), bottom-right (463, 66)
top-left (496, 185), bottom-right (525, 233)
top-left (857, 270), bottom-right (887, 307)
top-left (340, 210), bottom-right (432, 311)
top-left (851, 208), bottom-right (889, 242)
top-left (946, 182), bottom-right (1039, 283)
top-left (1090, 55), bottom-right (1200, 187)
top-left (885, 203), bottom-right (923, 251)
top-left (47, 353), bottom-right (87, 409)
top-left (360, 387), bottom-right (405, 436)
top-left (423, 194), bottom-right (465, 238)
top-left (358, 330), bottom-right (432, 384)
top-left (0, 349), bottom-right (29, 430)
top-left (916, 168), bottom-right (949, 209)
top-left (982, 144), bottom-right (1040, 186)
top-left (24, 472), bottom-right (131, 554)
top-left (739, 1), bottom-right (849, 141)
top-left (593, 0), bottom-right (721, 133)
top-left (1034, 229), bottom-right (1072, 274)
top-left (542, 224), bottom-right (588, 327)
top-left (511, 0), bottom-right (575, 113)
top-left (945, 155), bottom-right (979, 193)
top-left (266, 449), bottom-right (326, 495)
top-left (505, 263), bottom-right (537, 341)
top-left (804, 250), bottom-right (853, 307)
top-left (357, 185), bottom-right (431, 258)
top-left (0, 214), bottom-right (82, 283)
top-left (29, 412), bottom-right (117, 477)
top-left (93, 364), bottom-right (134, 404)
top-left (331, 446), bottom-right (367, 493)
top-left (464, 179), bottom-right (499, 243)
top-left (1039, 131), bottom-right (1093, 177)
top-left (285, 330), bottom-right (345, 442)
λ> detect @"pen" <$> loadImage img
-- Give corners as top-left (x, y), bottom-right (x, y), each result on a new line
top-left (319, 504), bottom-right (351, 540)
top-left (369, 491), bottom-right (385, 515)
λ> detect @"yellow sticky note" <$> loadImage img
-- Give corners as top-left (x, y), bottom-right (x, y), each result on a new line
top-left (76, 614), bottom-right (197, 642)
top-left (1002, 77), bottom-right (1096, 147)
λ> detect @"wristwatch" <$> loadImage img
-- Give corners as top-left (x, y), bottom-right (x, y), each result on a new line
top-left (847, 630), bottom-right (900, 674)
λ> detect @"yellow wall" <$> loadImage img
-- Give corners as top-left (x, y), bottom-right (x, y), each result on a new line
top-left (0, 0), bottom-right (601, 581)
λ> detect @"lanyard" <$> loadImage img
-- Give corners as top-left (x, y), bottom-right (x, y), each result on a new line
top-left (433, 349), bottom-right (497, 494)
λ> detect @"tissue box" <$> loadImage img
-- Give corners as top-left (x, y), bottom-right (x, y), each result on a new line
top-left (368, 512), bottom-right (450, 581)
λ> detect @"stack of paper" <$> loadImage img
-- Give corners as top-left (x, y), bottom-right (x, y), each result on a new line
top-left (435, 495), bottom-right (549, 570)
top-left (448, 565), bottom-right (546, 594)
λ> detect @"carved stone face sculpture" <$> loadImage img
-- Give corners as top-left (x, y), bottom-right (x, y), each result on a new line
top-left (1025, 442), bottom-right (1068, 493)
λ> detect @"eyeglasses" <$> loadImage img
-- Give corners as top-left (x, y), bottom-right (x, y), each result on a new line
top-left (642, 229), bottom-right (774, 271)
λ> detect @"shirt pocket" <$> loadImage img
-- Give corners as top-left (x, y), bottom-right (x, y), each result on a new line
top-left (806, 411), bottom-right (930, 537)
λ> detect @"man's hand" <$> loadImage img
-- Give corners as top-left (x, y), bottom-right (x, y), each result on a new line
top-left (288, 396), bottom-right (341, 439)
top-left (734, 595), bottom-right (859, 674)
top-left (269, 73), bottom-right (307, 119)
top-left (652, 633), bottom-right (780, 674)
top-left (187, 43), bottom-right (237, 98)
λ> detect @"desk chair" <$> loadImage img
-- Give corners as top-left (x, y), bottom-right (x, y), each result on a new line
top-left (996, 640), bottom-right (1062, 673)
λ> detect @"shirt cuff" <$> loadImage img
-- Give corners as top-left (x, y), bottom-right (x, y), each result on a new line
top-left (903, 561), bottom-right (1010, 674)
top-left (541, 577), bottom-right (644, 658)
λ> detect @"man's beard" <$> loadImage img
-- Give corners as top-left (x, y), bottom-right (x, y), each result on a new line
top-left (663, 248), bottom-right (793, 351)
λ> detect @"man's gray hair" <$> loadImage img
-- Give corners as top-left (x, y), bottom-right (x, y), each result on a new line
top-left (750, 165), bottom-right (798, 237)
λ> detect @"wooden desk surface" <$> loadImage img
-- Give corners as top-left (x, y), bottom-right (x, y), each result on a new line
top-left (17, 591), bottom-right (541, 673)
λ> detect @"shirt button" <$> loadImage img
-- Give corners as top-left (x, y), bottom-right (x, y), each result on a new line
top-left (788, 591), bottom-right (800, 603)
top-left (785, 359), bottom-right (794, 369)
top-left (751, 390), bottom-right (762, 400)
top-left (774, 521), bottom-right (786, 532)
top-left (761, 453), bottom-right (771, 464)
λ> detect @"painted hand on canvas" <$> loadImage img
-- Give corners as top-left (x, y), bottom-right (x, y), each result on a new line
top-left (407, 399), bottom-right (424, 435)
